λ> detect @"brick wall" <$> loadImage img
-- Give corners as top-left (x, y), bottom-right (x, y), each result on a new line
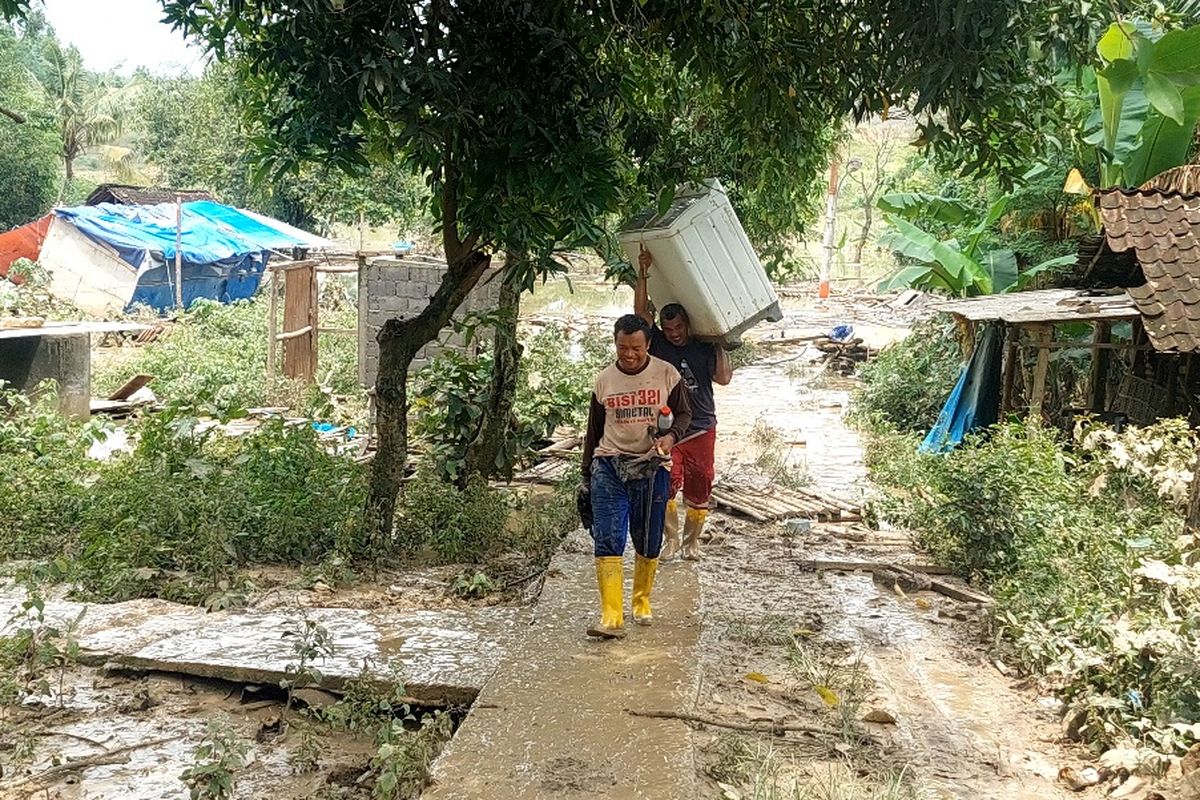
top-left (357, 255), bottom-right (502, 388)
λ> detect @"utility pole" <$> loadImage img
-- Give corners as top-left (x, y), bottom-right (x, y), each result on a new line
top-left (174, 196), bottom-right (184, 310)
top-left (819, 159), bottom-right (840, 300)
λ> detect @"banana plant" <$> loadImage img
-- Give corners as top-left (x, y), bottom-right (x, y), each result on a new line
top-left (877, 193), bottom-right (1075, 297)
top-left (1085, 21), bottom-right (1200, 188)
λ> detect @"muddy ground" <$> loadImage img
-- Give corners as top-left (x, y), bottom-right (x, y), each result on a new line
top-left (0, 292), bottom-right (1117, 799)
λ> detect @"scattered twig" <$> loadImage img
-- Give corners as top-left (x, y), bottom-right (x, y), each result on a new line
top-left (500, 569), bottom-right (543, 590)
top-left (7, 735), bottom-right (184, 790)
top-left (626, 708), bottom-right (836, 737)
top-left (35, 731), bottom-right (110, 749)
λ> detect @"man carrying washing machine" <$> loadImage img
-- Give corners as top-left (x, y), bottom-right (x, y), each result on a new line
top-left (634, 247), bottom-right (733, 561)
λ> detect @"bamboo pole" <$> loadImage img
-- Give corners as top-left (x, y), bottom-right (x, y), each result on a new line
top-left (174, 196), bottom-right (183, 309)
top-left (1028, 324), bottom-right (1052, 422)
top-left (267, 273), bottom-right (277, 383)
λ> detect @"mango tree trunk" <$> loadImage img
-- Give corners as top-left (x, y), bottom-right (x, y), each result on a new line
top-left (463, 274), bottom-right (522, 485)
top-left (363, 250), bottom-right (492, 549)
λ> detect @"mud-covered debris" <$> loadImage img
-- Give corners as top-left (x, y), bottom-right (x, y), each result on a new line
top-left (116, 688), bottom-right (157, 713)
top-left (294, 688), bottom-right (339, 711)
top-left (871, 566), bottom-right (931, 594)
top-left (255, 715), bottom-right (285, 742)
top-left (1110, 775), bottom-right (1151, 799)
top-left (862, 709), bottom-right (897, 724)
top-left (1062, 706), bottom-right (1089, 742)
top-left (1100, 748), bottom-right (1151, 775)
top-left (1182, 743), bottom-right (1200, 776)
top-left (1058, 766), bottom-right (1102, 791)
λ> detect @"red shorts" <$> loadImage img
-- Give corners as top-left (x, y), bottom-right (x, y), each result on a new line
top-left (670, 427), bottom-right (716, 508)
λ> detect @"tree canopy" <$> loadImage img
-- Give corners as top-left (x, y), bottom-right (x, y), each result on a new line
top-left (0, 22), bottom-right (61, 230)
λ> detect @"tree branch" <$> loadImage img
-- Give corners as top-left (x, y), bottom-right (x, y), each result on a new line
top-left (441, 133), bottom-right (464, 261)
top-left (0, 105), bottom-right (26, 124)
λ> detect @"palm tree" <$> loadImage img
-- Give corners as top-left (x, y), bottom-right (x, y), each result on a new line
top-left (40, 41), bottom-right (137, 191)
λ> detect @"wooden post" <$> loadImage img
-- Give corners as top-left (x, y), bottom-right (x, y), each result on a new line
top-left (282, 261), bottom-right (318, 381)
top-left (954, 317), bottom-right (977, 360)
top-left (1132, 319), bottom-right (1148, 377)
top-left (1089, 321), bottom-right (1112, 413)
top-left (1186, 441), bottom-right (1200, 536)
top-left (1185, 354), bottom-right (1197, 409)
top-left (174, 196), bottom-right (184, 310)
top-left (267, 271), bottom-right (278, 383)
top-left (1028, 323), bottom-right (1053, 422)
top-left (819, 158), bottom-right (839, 299)
top-left (1000, 325), bottom-right (1018, 414)
top-left (1166, 360), bottom-right (1180, 417)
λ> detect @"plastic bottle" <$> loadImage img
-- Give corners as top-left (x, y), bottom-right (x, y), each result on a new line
top-left (656, 406), bottom-right (674, 435)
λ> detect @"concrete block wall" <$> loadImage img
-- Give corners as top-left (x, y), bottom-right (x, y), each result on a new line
top-left (358, 255), bottom-right (502, 388)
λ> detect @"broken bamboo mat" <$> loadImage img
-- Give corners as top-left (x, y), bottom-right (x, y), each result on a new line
top-left (710, 482), bottom-right (861, 523)
top-left (513, 458), bottom-right (574, 485)
top-left (511, 428), bottom-right (580, 484)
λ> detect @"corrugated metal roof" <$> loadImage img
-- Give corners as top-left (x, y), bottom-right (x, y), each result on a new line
top-left (84, 184), bottom-right (217, 206)
top-left (935, 288), bottom-right (1139, 323)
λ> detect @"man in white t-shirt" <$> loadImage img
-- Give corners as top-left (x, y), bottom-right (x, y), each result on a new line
top-left (579, 314), bottom-right (692, 639)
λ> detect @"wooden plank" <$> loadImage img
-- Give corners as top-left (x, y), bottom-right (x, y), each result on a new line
top-left (928, 577), bottom-right (993, 605)
top-left (107, 373), bottom-right (154, 401)
top-left (282, 263), bottom-right (318, 382)
top-left (1001, 326), bottom-right (1017, 414)
top-left (799, 559), bottom-right (956, 576)
top-left (794, 486), bottom-right (861, 514)
top-left (1028, 324), bottom-right (1052, 421)
top-left (90, 399), bottom-right (136, 415)
top-left (267, 274), bottom-right (278, 382)
top-left (267, 259), bottom-right (320, 273)
top-left (710, 490), bottom-right (772, 522)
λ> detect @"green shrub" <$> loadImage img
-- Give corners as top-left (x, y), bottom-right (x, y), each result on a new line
top-left (855, 316), bottom-right (961, 433)
top-left (71, 406), bottom-right (370, 602)
top-left (411, 321), bottom-right (610, 483)
top-left (0, 386), bottom-right (371, 603)
top-left (393, 471), bottom-right (509, 562)
top-left (93, 297), bottom-right (361, 415)
top-left (866, 418), bottom-right (1200, 752)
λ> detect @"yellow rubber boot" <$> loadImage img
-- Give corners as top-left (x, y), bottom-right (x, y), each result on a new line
top-left (586, 557), bottom-right (626, 639)
top-left (631, 555), bottom-right (659, 626)
top-left (661, 498), bottom-right (682, 560)
top-left (683, 508), bottom-right (708, 561)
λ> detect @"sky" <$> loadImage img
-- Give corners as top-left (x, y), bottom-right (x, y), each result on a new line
top-left (39, 0), bottom-right (207, 75)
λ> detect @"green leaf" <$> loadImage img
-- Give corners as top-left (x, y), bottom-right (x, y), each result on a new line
top-left (1015, 254), bottom-right (1077, 290)
top-left (876, 192), bottom-right (971, 224)
top-left (1098, 22), bottom-right (1139, 63)
top-left (1099, 59), bottom-right (1139, 96)
top-left (963, 196), bottom-right (1010, 259)
top-left (656, 185), bottom-right (675, 216)
top-left (1145, 72), bottom-right (1185, 124)
top-left (878, 265), bottom-right (942, 292)
top-left (878, 216), bottom-right (989, 295)
top-left (1149, 26), bottom-right (1200, 82)
top-left (1126, 85), bottom-right (1200, 186)
top-left (980, 249), bottom-right (1018, 293)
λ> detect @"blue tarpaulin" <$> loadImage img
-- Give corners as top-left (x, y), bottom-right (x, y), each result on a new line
top-left (52, 201), bottom-right (332, 311)
top-left (920, 322), bottom-right (1004, 453)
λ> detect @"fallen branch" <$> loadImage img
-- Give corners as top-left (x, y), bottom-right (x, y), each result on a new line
top-left (7, 735), bottom-right (183, 790)
top-left (626, 708), bottom-right (835, 737)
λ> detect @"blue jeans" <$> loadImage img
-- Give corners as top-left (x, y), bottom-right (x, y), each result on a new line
top-left (589, 456), bottom-right (669, 558)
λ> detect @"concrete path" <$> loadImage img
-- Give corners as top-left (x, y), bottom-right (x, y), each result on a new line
top-left (425, 530), bottom-right (703, 800)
